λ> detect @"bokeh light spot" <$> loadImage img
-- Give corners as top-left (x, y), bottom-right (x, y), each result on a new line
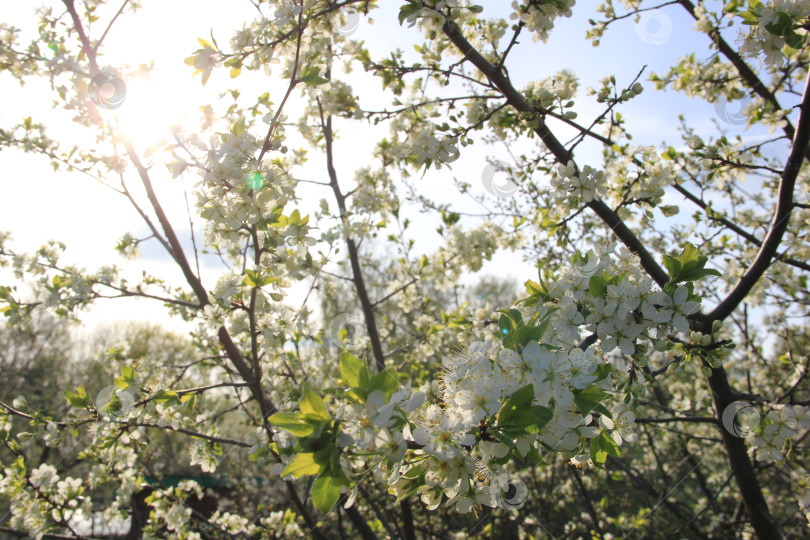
top-left (246, 171), bottom-right (265, 190)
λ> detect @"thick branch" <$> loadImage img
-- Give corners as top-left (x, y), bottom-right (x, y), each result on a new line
top-left (704, 71), bottom-right (810, 325)
top-left (705, 366), bottom-right (786, 539)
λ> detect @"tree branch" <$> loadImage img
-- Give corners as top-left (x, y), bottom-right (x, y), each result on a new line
top-left (440, 18), bottom-right (670, 287)
top-left (319, 95), bottom-right (386, 372)
top-left (704, 70), bottom-right (810, 325)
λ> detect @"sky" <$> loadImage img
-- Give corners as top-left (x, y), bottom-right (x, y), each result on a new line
top-left (0, 0), bottom-right (789, 337)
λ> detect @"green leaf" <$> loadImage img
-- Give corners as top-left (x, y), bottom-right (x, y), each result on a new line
top-left (339, 351), bottom-right (368, 388)
top-left (398, 3), bottom-right (422, 25)
top-left (232, 117), bottom-right (246, 137)
top-left (659, 205), bottom-right (679, 217)
top-left (764, 11), bottom-right (794, 37)
top-left (184, 393), bottom-right (196, 414)
top-left (588, 275), bottom-right (606, 298)
top-left (281, 452), bottom-right (323, 478)
top-left (504, 383), bottom-right (534, 408)
top-left (312, 476), bottom-right (343, 513)
top-left (504, 324), bottom-right (542, 349)
top-left (785, 30), bottom-right (804, 50)
top-left (243, 269), bottom-right (258, 287)
top-left (402, 464), bottom-right (425, 479)
top-left (369, 369), bottom-right (398, 400)
top-left (498, 384), bottom-right (551, 431)
top-left (573, 385), bottom-right (611, 415)
top-left (268, 412), bottom-right (316, 437)
top-left (503, 310), bottom-right (555, 349)
top-left (594, 363), bottom-right (612, 381)
top-left (590, 430), bottom-right (621, 465)
top-left (525, 279), bottom-right (543, 295)
top-left (664, 243), bottom-right (720, 283)
top-left (662, 255), bottom-right (682, 279)
top-left (500, 405), bottom-right (553, 433)
top-left (441, 211), bottom-right (460, 226)
top-left (739, 8), bottom-right (759, 24)
top-left (114, 366), bottom-right (137, 390)
top-left (64, 386), bottom-right (89, 408)
top-left (498, 308), bottom-right (525, 346)
top-left (299, 387), bottom-right (330, 422)
top-left (592, 403), bottom-right (612, 419)
top-left (678, 268), bottom-right (722, 282)
top-left (527, 444), bottom-right (543, 465)
top-left (152, 390), bottom-right (180, 405)
top-left (289, 209), bottom-right (301, 225)
top-left (676, 243), bottom-right (699, 271)
top-left (98, 393), bottom-right (124, 417)
top-left (301, 66), bottom-right (328, 86)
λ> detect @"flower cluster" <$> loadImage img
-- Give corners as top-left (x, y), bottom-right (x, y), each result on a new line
top-left (405, 126), bottom-right (460, 168)
top-left (747, 404), bottom-right (810, 462)
top-left (267, 241), bottom-right (721, 515)
top-left (544, 245), bottom-right (706, 358)
top-left (0, 463), bottom-right (87, 540)
top-left (510, 0), bottom-right (576, 43)
top-left (551, 161), bottom-right (607, 206)
top-left (736, 0), bottom-right (810, 66)
top-left (524, 69), bottom-right (579, 116)
top-left (388, 336), bottom-right (623, 512)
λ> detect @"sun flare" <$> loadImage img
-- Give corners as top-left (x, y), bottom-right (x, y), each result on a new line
top-left (111, 70), bottom-right (196, 151)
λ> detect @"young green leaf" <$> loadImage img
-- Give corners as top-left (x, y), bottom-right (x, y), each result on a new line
top-left (339, 351), bottom-right (369, 388)
top-left (64, 386), bottom-right (89, 408)
top-left (268, 412), bottom-right (316, 437)
top-left (369, 369), bottom-right (399, 400)
top-left (301, 66), bottom-right (329, 86)
top-left (281, 452), bottom-right (323, 478)
top-left (312, 475), bottom-right (343, 513)
top-left (573, 385), bottom-right (612, 415)
top-left (299, 387), bottom-right (330, 423)
top-left (590, 430), bottom-right (621, 465)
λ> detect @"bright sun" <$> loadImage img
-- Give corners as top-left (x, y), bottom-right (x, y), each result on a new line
top-left (111, 70), bottom-right (196, 151)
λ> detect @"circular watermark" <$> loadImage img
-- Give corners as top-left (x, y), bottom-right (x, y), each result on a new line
top-left (336, 9), bottom-right (360, 36)
top-left (490, 474), bottom-right (528, 510)
top-left (721, 401), bottom-right (761, 438)
top-left (95, 386), bottom-right (134, 421)
top-left (714, 97), bottom-right (751, 126)
top-left (634, 9), bottom-right (673, 46)
top-left (482, 160), bottom-right (518, 198)
top-left (89, 71), bottom-right (127, 109)
top-left (26, 307), bottom-right (55, 339)
top-left (571, 250), bottom-right (600, 279)
top-left (328, 313), bottom-right (366, 352)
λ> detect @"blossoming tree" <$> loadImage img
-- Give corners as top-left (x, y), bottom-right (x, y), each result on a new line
top-left (1, 0), bottom-right (809, 538)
